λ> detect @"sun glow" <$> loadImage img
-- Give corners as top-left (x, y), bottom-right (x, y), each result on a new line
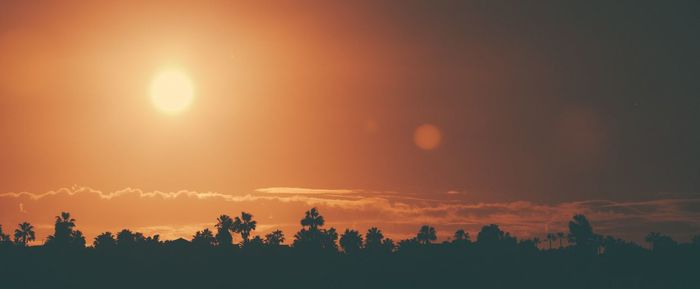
top-left (150, 69), bottom-right (194, 114)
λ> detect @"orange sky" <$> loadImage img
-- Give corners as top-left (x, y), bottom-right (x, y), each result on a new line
top-left (1, 1), bottom-right (699, 245)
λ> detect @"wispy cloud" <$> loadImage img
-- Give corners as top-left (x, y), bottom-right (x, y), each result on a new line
top-left (255, 187), bottom-right (357, 195)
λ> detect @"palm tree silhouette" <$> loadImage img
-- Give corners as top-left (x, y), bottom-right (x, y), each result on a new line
top-left (13, 222), bottom-right (35, 246)
top-left (0, 225), bottom-right (12, 245)
top-left (215, 215), bottom-right (234, 247)
top-left (264, 230), bottom-right (285, 246)
top-left (339, 229), bottom-right (363, 254)
top-left (94, 232), bottom-right (117, 249)
top-left (301, 208), bottom-right (325, 230)
top-left (556, 232), bottom-right (565, 248)
top-left (192, 229), bottom-right (216, 247)
top-left (47, 211), bottom-right (77, 247)
top-left (416, 225), bottom-right (437, 245)
top-left (532, 237), bottom-right (542, 249)
top-left (365, 227), bottom-right (384, 249)
top-left (233, 212), bottom-right (257, 244)
top-left (57, 212), bottom-right (75, 228)
top-left (546, 233), bottom-right (556, 249)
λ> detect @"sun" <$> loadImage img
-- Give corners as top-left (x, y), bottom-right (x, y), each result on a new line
top-left (150, 69), bottom-right (194, 114)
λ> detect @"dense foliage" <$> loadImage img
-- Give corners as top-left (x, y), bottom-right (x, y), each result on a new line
top-left (0, 209), bottom-right (698, 289)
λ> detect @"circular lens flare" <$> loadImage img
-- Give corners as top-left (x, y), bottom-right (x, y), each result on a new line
top-left (414, 124), bottom-right (442, 150)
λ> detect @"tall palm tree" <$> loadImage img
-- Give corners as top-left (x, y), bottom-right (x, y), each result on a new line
top-left (13, 222), bottom-right (35, 246)
top-left (52, 211), bottom-right (76, 245)
top-left (300, 208), bottom-right (325, 230)
top-left (264, 230), bottom-right (285, 246)
top-left (546, 233), bottom-right (556, 249)
top-left (56, 212), bottom-right (76, 230)
top-left (233, 212), bottom-right (257, 244)
top-left (339, 229), bottom-right (363, 254)
top-left (215, 215), bottom-right (234, 246)
top-left (416, 225), bottom-right (437, 245)
top-left (0, 225), bottom-right (11, 245)
top-left (365, 227), bottom-right (384, 249)
top-left (556, 232), bottom-right (565, 248)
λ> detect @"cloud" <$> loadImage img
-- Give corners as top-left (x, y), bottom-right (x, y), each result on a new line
top-left (255, 187), bottom-right (357, 195)
top-left (1, 186), bottom-right (699, 245)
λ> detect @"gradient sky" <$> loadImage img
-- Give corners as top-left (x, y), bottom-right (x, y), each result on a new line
top-left (1, 1), bottom-right (699, 245)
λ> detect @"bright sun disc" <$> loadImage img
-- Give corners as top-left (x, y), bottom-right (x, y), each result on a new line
top-left (150, 70), bottom-right (194, 113)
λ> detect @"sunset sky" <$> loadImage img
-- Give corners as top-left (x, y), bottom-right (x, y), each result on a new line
top-left (1, 1), bottom-right (699, 245)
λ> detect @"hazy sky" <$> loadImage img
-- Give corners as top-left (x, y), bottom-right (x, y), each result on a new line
top-left (1, 1), bottom-right (698, 244)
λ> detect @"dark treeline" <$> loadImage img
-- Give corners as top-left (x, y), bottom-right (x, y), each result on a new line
top-left (1, 208), bottom-right (699, 289)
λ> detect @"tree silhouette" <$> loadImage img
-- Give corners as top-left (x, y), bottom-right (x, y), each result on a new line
top-left (546, 233), bottom-right (556, 249)
top-left (264, 230), bottom-right (285, 246)
top-left (0, 208), bottom-right (698, 289)
top-left (293, 208), bottom-right (338, 250)
top-left (517, 238), bottom-right (541, 251)
top-left (46, 212), bottom-right (76, 247)
top-left (192, 229), bottom-right (216, 247)
top-left (453, 229), bottom-right (470, 244)
top-left (339, 229), bottom-right (363, 254)
top-left (477, 224), bottom-right (504, 244)
top-left (568, 214), bottom-right (599, 251)
top-left (0, 225), bottom-right (12, 246)
top-left (13, 222), bottom-right (35, 247)
top-left (116, 229), bottom-right (134, 247)
top-left (233, 212), bottom-right (257, 244)
top-left (692, 235), bottom-right (700, 247)
top-left (71, 230), bottom-right (86, 248)
top-left (93, 232), bottom-right (117, 250)
top-left (322, 227), bottom-right (339, 250)
top-left (143, 234), bottom-right (162, 248)
top-left (301, 207), bottom-right (325, 230)
top-left (382, 238), bottom-right (396, 252)
top-left (416, 225), bottom-right (437, 245)
top-left (248, 236), bottom-right (265, 247)
top-left (45, 212), bottom-right (85, 248)
top-left (398, 238), bottom-right (421, 251)
top-left (215, 215), bottom-right (234, 247)
top-left (365, 227), bottom-right (384, 249)
top-left (645, 232), bottom-right (677, 251)
top-left (476, 224), bottom-right (517, 250)
top-left (556, 232), bottom-right (565, 248)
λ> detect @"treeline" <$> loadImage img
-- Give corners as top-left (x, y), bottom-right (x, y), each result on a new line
top-left (1, 208), bottom-right (699, 289)
top-left (1, 208), bottom-right (698, 253)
